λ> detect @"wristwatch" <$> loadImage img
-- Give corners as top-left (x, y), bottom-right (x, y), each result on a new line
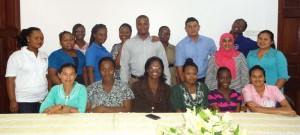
top-left (61, 104), bottom-right (64, 109)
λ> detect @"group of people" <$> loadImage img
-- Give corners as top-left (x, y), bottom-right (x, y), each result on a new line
top-left (5, 15), bottom-right (296, 117)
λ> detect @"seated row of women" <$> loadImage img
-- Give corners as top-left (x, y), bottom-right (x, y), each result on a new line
top-left (39, 56), bottom-right (297, 117)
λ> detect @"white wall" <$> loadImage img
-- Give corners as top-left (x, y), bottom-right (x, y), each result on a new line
top-left (21, 0), bottom-right (278, 55)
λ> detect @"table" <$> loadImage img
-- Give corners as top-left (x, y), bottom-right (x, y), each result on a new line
top-left (0, 113), bottom-right (299, 135)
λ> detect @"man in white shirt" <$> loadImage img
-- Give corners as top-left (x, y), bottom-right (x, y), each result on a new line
top-left (120, 15), bottom-right (171, 86)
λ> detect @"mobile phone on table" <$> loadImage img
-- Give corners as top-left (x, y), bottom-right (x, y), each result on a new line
top-left (146, 114), bottom-right (161, 120)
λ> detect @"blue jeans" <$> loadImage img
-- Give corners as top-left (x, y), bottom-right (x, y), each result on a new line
top-left (18, 102), bottom-right (41, 113)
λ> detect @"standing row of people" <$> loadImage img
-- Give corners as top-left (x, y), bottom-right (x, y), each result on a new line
top-left (5, 15), bottom-right (295, 116)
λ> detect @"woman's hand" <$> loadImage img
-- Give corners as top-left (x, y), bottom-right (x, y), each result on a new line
top-left (45, 104), bottom-right (63, 114)
top-left (281, 109), bottom-right (297, 117)
top-left (9, 100), bottom-right (18, 113)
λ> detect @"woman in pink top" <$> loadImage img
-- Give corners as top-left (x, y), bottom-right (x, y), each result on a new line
top-left (72, 23), bottom-right (89, 54)
top-left (242, 65), bottom-right (296, 116)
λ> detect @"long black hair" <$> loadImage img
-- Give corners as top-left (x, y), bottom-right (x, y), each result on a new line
top-left (89, 24), bottom-right (107, 47)
top-left (17, 27), bottom-right (41, 47)
top-left (257, 30), bottom-right (276, 49)
top-left (143, 56), bottom-right (167, 83)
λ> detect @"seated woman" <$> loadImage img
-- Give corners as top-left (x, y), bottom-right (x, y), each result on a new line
top-left (242, 65), bottom-right (297, 116)
top-left (171, 58), bottom-right (209, 112)
top-left (48, 31), bottom-right (87, 86)
top-left (87, 57), bottom-right (134, 113)
top-left (39, 63), bottom-right (88, 114)
top-left (131, 56), bottom-right (172, 112)
top-left (208, 67), bottom-right (242, 112)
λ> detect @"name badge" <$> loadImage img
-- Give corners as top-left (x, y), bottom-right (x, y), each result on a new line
top-left (263, 100), bottom-right (274, 107)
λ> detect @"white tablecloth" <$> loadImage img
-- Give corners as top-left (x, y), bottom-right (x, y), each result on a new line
top-left (0, 113), bottom-right (299, 135)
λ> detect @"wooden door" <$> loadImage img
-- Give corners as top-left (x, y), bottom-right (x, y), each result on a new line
top-left (0, 0), bottom-right (20, 113)
top-left (278, 0), bottom-right (300, 114)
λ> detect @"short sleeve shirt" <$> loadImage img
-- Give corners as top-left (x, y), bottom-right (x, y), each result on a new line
top-left (242, 84), bottom-right (285, 107)
top-left (87, 79), bottom-right (135, 109)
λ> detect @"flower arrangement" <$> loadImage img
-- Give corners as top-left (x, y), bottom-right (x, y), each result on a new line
top-left (159, 108), bottom-right (242, 135)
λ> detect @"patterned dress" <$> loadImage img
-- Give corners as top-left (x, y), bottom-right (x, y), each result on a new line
top-left (111, 43), bottom-right (122, 80)
top-left (87, 79), bottom-right (134, 109)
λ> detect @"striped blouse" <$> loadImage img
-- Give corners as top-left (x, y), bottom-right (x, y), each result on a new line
top-left (208, 89), bottom-right (242, 112)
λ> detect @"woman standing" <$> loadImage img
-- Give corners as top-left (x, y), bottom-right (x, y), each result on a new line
top-left (40, 63), bottom-right (88, 114)
top-left (205, 33), bottom-right (249, 93)
top-left (6, 27), bottom-right (48, 113)
top-left (171, 58), bottom-right (209, 112)
top-left (111, 23), bottom-right (132, 80)
top-left (48, 31), bottom-right (88, 86)
top-left (72, 23), bottom-right (89, 54)
top-left (247, 30), bottom-right (289, 92)
top-left (86, 24), bottom-right (112, 83)
top-left (131, 56), bottom-right (172, 112)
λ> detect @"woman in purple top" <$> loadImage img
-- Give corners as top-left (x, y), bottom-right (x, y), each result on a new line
top-left (208, 67), bottom-right (242, 112)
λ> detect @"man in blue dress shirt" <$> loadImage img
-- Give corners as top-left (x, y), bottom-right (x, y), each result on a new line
top-left (175, 17), bottom-right (216, 83)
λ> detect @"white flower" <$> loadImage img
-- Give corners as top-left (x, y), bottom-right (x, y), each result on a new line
top-left (222, 112), bottom-right (232, 122)
top-left (203, 109), bottom-right (213, 117)
top-left (159, 108), bottom-right (242, 135)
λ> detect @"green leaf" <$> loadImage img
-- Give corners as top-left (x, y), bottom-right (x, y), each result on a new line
top-left (234, 125), bottom-right (240, 135)
top-left (170, 127), bottom-right (176, 133)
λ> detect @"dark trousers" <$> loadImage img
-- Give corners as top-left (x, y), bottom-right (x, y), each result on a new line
top-left (196, 77), bottom-right (206, 83)
top-left (18, 102), bottom-right (41, 113)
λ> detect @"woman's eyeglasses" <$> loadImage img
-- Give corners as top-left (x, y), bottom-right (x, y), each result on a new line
top-left (148, 66), bottom-right (162, 71)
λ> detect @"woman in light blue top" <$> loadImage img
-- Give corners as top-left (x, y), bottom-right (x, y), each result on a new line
top-left (40, 63), bottom-right (88, 114)
top-left (247, 30), bottom-right (289, 92)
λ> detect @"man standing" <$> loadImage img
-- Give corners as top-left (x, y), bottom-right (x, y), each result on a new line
top-left (230, 18), bottom-right (258, 57)
top-left (175, 17), bottom-right (216, 83)
top-left (120, 15), bottom-right (171, 86)
top-left (158, 26), bottom-right (177, 86)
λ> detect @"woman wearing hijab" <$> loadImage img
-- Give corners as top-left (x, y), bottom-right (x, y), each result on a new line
top-left (205, 33), bottom-right (249, 93)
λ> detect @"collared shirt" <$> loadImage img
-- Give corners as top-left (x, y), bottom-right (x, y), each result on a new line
top-left (85, 42), bottom-right (112, 81)
top-left (39, 82), bottom-right (88, 113)
top-left (234, 33), bottom-right (258, 57)
top-left (175, 35), bottom-right (216, 78)
top-left (87, 79), bottom-right (135, 109)
top-left (120, 35), bottom-right (171, 84)
top-left (73, 42), bottom-right (89, 54)
top-left (242, 84), bottom-right (285, 108)
top-left (166, 44), bottom-right (177, 86)
top-left (5, 47), bottom-right (48, 102)
top-left (247, 48), bottom-right (290, 92)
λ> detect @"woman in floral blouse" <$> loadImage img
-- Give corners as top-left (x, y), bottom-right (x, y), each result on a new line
top-left (171, 58), bottom-right (209, 112)
top-left (87, 57), bottom-right (134, 113)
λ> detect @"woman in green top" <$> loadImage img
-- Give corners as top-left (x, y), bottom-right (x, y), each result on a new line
top-left (39, 63), bottom-right (88, 114)
top-left (171, 58), bottom-right (209, 112)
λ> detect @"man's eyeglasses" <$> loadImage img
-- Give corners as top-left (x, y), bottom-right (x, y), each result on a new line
top-left (159, 32), bottom-right (170, 36)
